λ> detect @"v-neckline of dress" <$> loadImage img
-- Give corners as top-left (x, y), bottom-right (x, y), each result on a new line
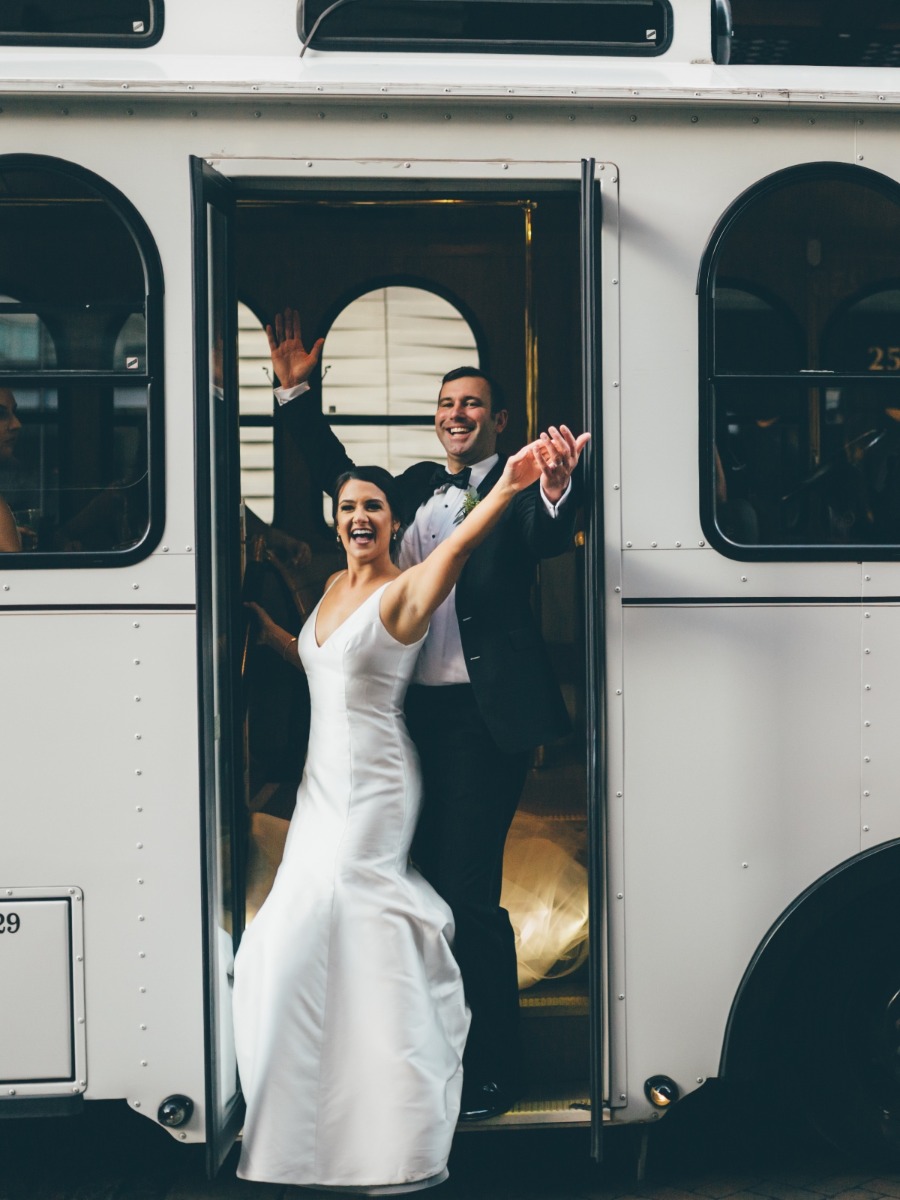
top-left (313, 580), bottom-right (390, 650)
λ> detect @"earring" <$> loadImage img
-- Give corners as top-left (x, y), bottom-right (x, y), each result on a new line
top-left (336, 533), bottom-right (342, 545)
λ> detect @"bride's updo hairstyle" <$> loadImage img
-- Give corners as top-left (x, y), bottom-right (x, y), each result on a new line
top-left (332, 466), bottom-right (404, 561)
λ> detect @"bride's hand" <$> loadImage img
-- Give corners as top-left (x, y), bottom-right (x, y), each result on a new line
top-left (245, 601), bottom-right (282, 649)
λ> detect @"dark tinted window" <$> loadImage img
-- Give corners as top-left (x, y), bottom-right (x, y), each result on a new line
top-left (729, 0), bottom-right (900, 67)
top-left (0, 1), bottom-right (160, 45)
top-left (300, 0), bottom-right (670, 55)
top-left (0, 164), bottom-right (161, 561)
top-left (705, 168), bottom-right (900, 554)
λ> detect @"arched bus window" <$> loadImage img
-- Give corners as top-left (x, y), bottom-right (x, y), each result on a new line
top-left (701, 164), bottom-right (900, 557)
top-left (319, 284), bottom-right (480, 524)
top-left (0, 157), bottom-right (163, 564)
top-left (238, 302), bottom-right (275, 525)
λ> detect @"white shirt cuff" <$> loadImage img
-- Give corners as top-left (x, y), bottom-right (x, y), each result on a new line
top-left (540, 478), bottom-right (572, 517)
top-left (274, 381), bottom-right (311, 406)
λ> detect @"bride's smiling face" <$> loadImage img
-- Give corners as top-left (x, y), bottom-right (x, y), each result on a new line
top-left (336, 480), bottom-right (400, 559)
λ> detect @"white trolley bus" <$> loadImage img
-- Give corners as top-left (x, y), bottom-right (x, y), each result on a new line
top-left (3, 0), bottom-right (900, 1173)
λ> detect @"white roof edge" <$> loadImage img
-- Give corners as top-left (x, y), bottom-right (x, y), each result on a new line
top-left (0, 79), bottom-right (895, 106)
top-left (0, 55), bottom-right (896, 104)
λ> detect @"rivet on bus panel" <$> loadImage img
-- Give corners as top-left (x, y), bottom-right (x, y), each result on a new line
top-left (741, 576), bottom-right (748, 582)
top-left (699, 540), bottom-right (705, 546)
top-left (616, 690), bottom-right (622, 696)
top-left (676, 542), bottom-right (682, 548)
top-left (3, 585), bottom-right (8, 591)
top-left (864, 825), bottom-right (870, 832)
top-left (865, 721), bottom-right (871, 727)
top-left (626, 541), bottom-right (632, 547)
top-left (616, 792), bottom-right (622, 797)
top-left (864, 791), bottom-right (870, 797)
top-left (742, 862), bottom-right (748, 869)
top-left (133, 583), bottom-right (139, 589)
top-left (865, 756), bottom-right (871, 763)
top-left (651, 542), bottom-right (657, 548)
top-left (865, 574), bottom-right (871, 581)
top-left (614, 586), bottom-right (621, 594)
top-left (617, 893), bottom-right (623, 900)
top-left (186, 546), bottom-right (193, 552)
top-left (865, 648), bottom-right (871, 654)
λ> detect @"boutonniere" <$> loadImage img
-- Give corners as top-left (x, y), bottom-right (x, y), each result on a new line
top-left (454, 489), bottom-right (481, 524)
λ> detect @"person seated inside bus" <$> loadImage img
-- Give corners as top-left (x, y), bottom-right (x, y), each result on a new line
top-left (817, 400), bottom-right (900, 544)
top-left (0, 387), bottom-right (23, 551)
top-left (715, 411), bottom-right (804, 544)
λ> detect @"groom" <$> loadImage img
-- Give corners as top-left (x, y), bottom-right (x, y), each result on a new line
top-left (269, 309), bottom-right (589, 1120)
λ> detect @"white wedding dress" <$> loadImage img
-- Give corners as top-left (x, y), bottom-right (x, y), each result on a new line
top-left (233, 582), bottom-right (469, 1192)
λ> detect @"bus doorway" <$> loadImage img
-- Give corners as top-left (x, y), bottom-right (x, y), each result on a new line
top-left (194, 158), bottom-right (605, 1156)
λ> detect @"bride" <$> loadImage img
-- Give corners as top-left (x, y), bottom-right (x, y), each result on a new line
top-left (233, 432), bottom-right (583, 1192)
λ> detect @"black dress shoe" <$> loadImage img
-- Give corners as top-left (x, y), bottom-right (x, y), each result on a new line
top-left (458, 1080), bottom-right (517, 1122)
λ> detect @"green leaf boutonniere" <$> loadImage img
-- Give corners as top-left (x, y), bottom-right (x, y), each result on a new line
top-left (454, 490), bottom-right (481, 525)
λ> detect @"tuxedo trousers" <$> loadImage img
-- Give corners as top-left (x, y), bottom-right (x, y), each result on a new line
top-left (406, 683), bottom-right (528, 1087)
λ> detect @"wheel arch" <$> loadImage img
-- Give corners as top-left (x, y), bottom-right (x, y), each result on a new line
top-left (720, 839), bottom-right (900, 1081)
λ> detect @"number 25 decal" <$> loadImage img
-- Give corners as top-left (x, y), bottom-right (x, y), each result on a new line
top-left (868, 346), bottom-right (900, 371)
top-left (0, 913), bottom-right (20, 933)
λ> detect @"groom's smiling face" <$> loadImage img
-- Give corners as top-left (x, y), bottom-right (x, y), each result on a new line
top-left (435, 376), bottom-right (508, 470)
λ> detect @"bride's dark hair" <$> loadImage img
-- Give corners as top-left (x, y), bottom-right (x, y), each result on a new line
top-left (332, 466), bottom-right (404, 561)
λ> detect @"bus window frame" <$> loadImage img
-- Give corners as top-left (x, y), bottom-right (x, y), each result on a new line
top-left (0, 1), bottom-right (163, 48)
top-left (698, 160), bottom-right (900, 563)
top-left (297, 0), bottom-right (673, 57)
top-left (0, 154), bottom-right (165, 570)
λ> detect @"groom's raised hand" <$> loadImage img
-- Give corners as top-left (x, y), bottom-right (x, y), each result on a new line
top-left (266, 307), bottom-right (324, 389)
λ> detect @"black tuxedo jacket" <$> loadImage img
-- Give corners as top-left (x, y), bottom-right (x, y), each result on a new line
top-left (284, 400), bottom-right (575, 754)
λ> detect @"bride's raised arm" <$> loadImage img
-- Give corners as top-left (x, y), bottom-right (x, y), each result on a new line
top-left (380, 429), bottom-right (588, 646)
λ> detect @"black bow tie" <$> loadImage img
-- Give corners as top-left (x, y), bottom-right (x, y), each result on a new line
top-left (431, 466), bottom-right (472, 493)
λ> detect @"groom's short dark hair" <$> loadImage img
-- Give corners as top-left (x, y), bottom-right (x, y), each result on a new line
top-left (440, 366), bottom-right (506, 414)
